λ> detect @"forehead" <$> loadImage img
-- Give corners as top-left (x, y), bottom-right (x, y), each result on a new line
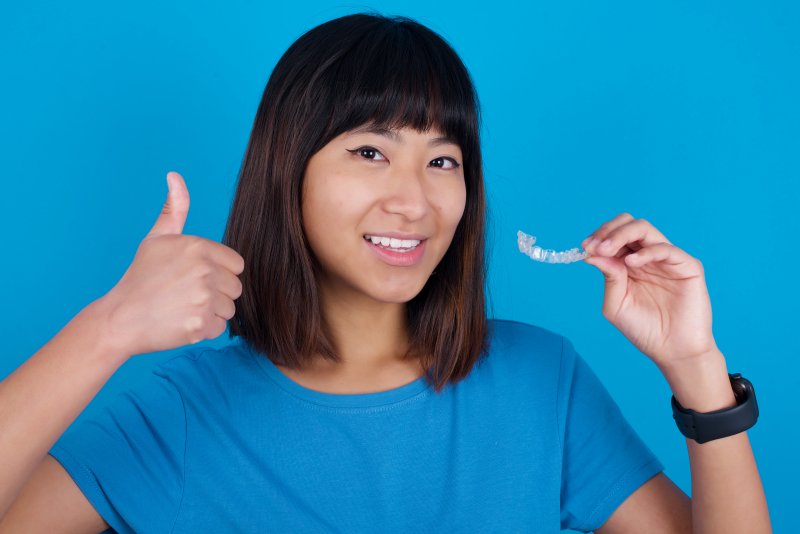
top-left (344, 124), bottom-right (459, 149)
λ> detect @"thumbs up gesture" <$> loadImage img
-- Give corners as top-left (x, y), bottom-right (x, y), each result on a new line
top-left (101, 172), bottom-right (245, 358)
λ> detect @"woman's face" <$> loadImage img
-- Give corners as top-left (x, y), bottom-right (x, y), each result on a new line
top-left (302, 124), bottom-right (466, 304)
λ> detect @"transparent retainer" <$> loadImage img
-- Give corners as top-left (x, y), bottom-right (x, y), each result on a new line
top-left (517, 230), bottom-right (588, 264)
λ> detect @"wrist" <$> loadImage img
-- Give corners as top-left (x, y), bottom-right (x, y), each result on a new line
top-left (658, 349), bottom-right (737, 412)
top-left (79, 296), bottom-right (134, 365)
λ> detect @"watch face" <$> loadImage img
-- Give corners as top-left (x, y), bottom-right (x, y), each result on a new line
top-left (732, 376), bottom-right (755, 405)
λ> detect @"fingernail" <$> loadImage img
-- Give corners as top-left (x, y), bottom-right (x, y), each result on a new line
top-left (600, 239), bottom-right (612, 250)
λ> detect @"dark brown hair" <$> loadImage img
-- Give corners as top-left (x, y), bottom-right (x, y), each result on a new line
top-left (222, 12), bottom-right (492, 393)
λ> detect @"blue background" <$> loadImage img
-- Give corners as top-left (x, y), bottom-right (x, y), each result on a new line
top-left (2, 1), bottom-right (797, 531)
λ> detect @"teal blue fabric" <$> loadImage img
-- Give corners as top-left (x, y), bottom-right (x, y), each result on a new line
top-left (49, 319), bottom-right (663, 533)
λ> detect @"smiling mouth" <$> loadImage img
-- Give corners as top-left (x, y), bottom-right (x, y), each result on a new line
top-left (363, 236), bottom-right (427, 266)
top-left (362, 235), bottom-right (426, 251)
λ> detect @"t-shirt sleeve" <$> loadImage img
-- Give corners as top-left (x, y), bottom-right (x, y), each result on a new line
top-left (48, 367), bottom-right (187, 534)
top-left (557, 336), bottom-right (664, 532)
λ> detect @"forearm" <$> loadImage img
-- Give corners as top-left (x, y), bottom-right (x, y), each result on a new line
top-left (659, 350), bottom-right (772, 534)
top-left (0, 297), bottom-right (129, 517)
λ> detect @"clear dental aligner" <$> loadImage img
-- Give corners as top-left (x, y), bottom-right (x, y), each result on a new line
top-left (517, 230), bottom-right (588, 264)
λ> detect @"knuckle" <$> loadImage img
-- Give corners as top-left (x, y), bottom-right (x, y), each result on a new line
top-left (192, 288), bottom-right (213, 306)
top-left (185, 315), bottom-right (205, 343)
top-left (185, 235), bottom-right (207, 254)
top-left (186, 315), bottom-right (204, 332)
top-left (192, 262), bottom-right (214, 280)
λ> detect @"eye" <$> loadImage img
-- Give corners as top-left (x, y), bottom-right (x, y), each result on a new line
top-left (429, 157), bottom-right (461, 170)
top-left (345, 146), bottom-right (461, 170)
top-left (346, 146), bottom-right (387, 162)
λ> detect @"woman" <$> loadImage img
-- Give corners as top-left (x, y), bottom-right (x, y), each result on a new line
top-left (0, 12), bottom-right (770, 533)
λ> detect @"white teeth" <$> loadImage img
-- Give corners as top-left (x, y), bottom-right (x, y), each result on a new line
top-left (364, 235), bottom-right (421, 248)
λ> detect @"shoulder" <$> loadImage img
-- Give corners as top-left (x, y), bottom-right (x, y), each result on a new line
top-left (480, 318), bottom-right (574, 389)
top-left (148, 340), bottom-right (257, 393)
top-left (487, 318), bottom-right (566, 356)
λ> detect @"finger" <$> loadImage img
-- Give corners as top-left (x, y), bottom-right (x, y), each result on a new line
top-left (587, 218), bottom-right (671, 257)
top-left (624, 242), bottom-right (695, 268)
top-left (147, 171), bottom-right (190, 238)
top-left (581, 212), bottom-right (635, 249)
top-left (204, 241), bottom-right (246, 276)
top-left (212, 268), bottom-right (244, 301)
top-left (212, 292), bottom-right (237, 321)
top-left (204, 314), bottom-right (229, 340)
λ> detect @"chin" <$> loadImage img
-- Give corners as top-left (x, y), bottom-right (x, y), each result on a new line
top-left (367, 279), bottom-right (428, 304)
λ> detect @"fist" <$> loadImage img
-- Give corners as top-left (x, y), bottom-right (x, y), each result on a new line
top-left (102, 172), bottom-right (245, 357)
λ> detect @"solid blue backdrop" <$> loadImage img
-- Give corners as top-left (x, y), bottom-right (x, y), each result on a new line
top-left (1, 1), bottom-right (797, 531)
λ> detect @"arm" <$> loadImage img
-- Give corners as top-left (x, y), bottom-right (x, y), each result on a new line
top-left (581, 213), bottom-right (772, 533)
top-left (666, 349), bottom-right (770, 533)
top-left (0, 297), bottom-right (129, 518)
top-left (0, 455), bottom-right (110, 533)
top-left (597, 349), bottom-right (771, 534)
top-left (0, 171), bottom-right (241, 526)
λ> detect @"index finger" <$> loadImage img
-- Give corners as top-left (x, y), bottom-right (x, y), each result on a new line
top-left (588, 217), bottom-right (672, 258)
top-left (204, 240), bottom-right (245, 275)
top-left (582, 212), bottom-right (635, 248)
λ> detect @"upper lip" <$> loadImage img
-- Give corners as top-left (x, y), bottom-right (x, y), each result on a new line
top-left (364, 232), bottom-right (428, 240)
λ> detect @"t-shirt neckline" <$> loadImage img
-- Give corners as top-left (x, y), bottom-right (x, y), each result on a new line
top-left (238, 338), bottom-right (431, 408)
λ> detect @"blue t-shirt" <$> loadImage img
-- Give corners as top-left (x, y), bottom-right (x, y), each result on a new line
top-left (49, 319), bottom-right (663, 533)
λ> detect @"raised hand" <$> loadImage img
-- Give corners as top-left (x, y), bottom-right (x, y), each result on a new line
top-left (102, 171), bottom-right (245, 357)
top-left (581, 212), bottom-right (719, 369)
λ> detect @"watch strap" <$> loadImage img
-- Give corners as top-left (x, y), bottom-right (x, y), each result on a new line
top-left (671, 373), bottom-right (759, 444)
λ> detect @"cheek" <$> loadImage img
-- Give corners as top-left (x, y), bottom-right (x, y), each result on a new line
top-left (433, 182), bottom-right (467, 229)
top-left (302, 174), bottom-right (371, 240)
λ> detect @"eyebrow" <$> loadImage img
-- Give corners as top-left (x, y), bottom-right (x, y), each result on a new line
top-left (348, 125), bottom-right (460, 148)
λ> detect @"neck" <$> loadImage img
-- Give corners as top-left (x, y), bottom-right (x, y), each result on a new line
top-left (311, 279), bottom-right (415, 377)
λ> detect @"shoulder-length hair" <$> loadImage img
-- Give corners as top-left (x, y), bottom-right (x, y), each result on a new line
top-left (223, 12), bottom-right (492, 393)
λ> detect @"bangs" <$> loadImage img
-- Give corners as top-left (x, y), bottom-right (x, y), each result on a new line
top-left (318, 19), bottom-right (478, 148)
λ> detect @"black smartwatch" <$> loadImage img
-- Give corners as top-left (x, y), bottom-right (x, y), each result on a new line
top-left (671, 373), bottom-right (759, 444)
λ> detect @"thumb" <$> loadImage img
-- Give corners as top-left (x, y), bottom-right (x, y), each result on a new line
top-left (146, 171), bottom-right (190, 238)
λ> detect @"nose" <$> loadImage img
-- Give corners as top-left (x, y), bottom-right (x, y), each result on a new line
top-left (381, 167), bottom-right (431, 221)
